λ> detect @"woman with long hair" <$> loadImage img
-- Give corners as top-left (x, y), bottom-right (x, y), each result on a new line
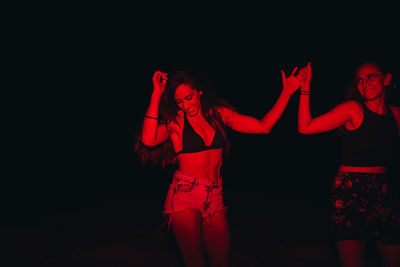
top-left (135, 68), bottom-right (300, 267)
top-left (298, 62), bottom-right (400, 267)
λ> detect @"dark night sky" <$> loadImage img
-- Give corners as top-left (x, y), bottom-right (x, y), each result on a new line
top-left (7, 9), bottom-right (399, 226)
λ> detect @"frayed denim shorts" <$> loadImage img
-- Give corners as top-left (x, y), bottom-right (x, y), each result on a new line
top-left (164, 171), bottom-right (226, 221)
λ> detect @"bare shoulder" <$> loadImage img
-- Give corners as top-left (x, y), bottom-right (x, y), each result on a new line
top-left (216, 106), bottom-right (235, 126)
top-left (167, 111), bottom-right (184, 133)
top-left (336, 100), bottom-right (363, 129)
top-left (216, 106), bottom-right (233, 115)
top-left (340, 100), bottom-right (363, 110)
top-left (333, 100), bottom-right (363, 117)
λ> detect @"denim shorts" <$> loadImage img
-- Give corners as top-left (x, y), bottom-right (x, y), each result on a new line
top-left (164, 171), bottom-right (226, 221)
top-left (329, 171), bottom-right (400, 244)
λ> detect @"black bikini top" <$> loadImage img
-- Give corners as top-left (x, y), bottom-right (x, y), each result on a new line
top-left (176, 114), bottom-right (225, 155)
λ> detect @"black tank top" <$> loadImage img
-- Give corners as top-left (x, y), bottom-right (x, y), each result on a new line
top-left (341, 102), bottom-right (399, 167)
top-left (176, 114), bottom-right (225, 155)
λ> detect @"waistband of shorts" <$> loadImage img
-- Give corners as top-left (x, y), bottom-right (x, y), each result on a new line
top-left (338, 170), bottom-right (387, 176)
top-left (173, 170), bottom-right (222, 186)
top-left (338, 165), bottom-right (386, 173)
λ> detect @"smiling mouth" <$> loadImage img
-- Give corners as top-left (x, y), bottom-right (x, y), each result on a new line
top-left (186, 106), bottom-right (195, 112)
top-left (185, 107), bottom-right (198, 115)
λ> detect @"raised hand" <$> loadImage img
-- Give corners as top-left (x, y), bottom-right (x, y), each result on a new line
top-left (281, 67), bottom-right (300, 96)
top-left (152, 71), bottom-right (168, 94)
top-left (298, 62), bottom-right (312, 90)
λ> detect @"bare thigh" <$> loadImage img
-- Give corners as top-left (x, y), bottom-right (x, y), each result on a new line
top-left (336, 240), bottom-right (366, 267)
top-left (377, 242), bottom-right (400, 267)
top-left (171, 208), bottom-right (206, 267)
top-left (202, 209), bottom-right (230, 267)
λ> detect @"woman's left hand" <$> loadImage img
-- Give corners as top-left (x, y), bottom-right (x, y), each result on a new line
top-left (281, 67), bottom-right (300, 96)
top-left (298, 62), bottom-right (312, 90)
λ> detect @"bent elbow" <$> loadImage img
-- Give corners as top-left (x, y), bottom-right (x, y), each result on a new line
top-left (298, 126), bottom-right (306, 134)
top-left (298, 126), bottom-right (310, 134)
top-left (262, 125), bottom-right (272, 134)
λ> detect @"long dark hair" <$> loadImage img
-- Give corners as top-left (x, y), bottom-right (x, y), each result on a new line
top-left (134, 71), bottom-right (233, 167)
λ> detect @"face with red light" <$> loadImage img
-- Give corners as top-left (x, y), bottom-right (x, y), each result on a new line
top-left (355, 63), bottom-right (392, 101)
top-left (174, 83), bottom-right (203, 117)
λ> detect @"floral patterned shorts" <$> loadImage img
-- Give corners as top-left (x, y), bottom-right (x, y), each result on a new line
top-left (330, 171), bottom-right (400, 244)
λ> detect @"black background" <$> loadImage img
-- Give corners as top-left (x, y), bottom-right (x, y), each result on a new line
top-left (6, 6), bottom-right (400, 230)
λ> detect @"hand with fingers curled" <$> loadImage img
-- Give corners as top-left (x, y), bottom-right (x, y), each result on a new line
top-left (298, 62), bottom-right (312, 91)
top-left (281, 66), bottom-right (301, 96)
top-left (152, 70), bottom-right (168, 95)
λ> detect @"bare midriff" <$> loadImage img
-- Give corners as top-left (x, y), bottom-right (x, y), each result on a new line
top-left (177, 148), bottom-right (223, 181)
top-left (339, 165), bottom-right (386, 173)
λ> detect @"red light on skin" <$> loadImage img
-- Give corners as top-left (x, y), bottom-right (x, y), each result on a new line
top-left (174, 84), bottom-right (202, 117)
top-left (356, 64), bottom-right (391, 102)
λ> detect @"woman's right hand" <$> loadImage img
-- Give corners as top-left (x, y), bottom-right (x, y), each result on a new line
top-left (152, 71), bottom-right (168, 94)
top-left (281, 67), bottom-right (300, 96)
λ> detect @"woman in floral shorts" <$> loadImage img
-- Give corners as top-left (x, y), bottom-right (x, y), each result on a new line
top-left (298, 61), bottom-right (400, 267)
top-left (330, 171), bottom-right (400, 244)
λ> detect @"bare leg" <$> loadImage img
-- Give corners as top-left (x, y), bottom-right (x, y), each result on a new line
top-left (377, 242), bottom-right (400, 267)
top-left (171, 209), bottom-right (206, 267)
top-left (336, 240), bottom-right (366, 267)
top-left (202, 210), bottom-right (230, 267)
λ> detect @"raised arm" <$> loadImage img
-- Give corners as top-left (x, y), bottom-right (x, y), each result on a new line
top-left (218, 68), bottom-right (300, 134)
top-left (298, 63), bottom-right (361, 134)
top-left (141, 71), bottom-right (170, 146)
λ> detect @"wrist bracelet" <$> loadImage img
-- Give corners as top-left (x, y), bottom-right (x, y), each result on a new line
top-left (300, 91), bottom-right (311, 95)
top-left (145, 115), bottom-right (159, 120)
